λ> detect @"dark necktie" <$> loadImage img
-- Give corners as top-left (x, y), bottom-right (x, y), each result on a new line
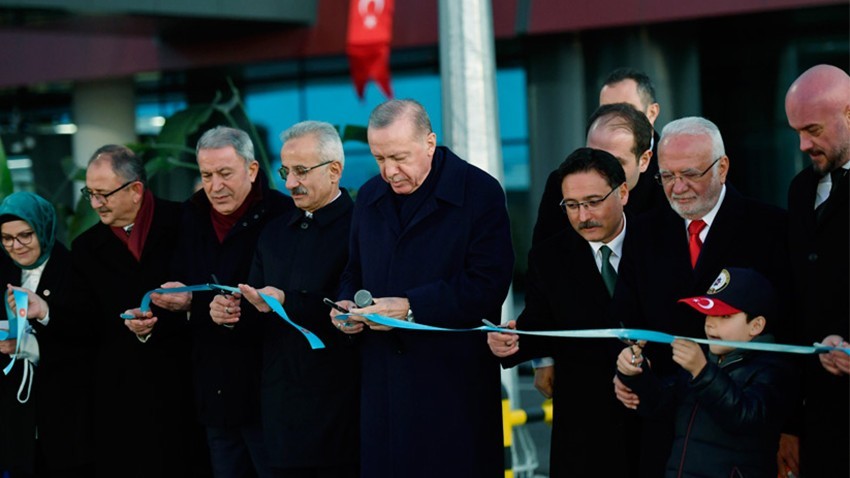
top-left (830, 168), bottom-right (846, 196)
top-left (599, 245), bottom-right (617, 298)
top-left (688, 219), bottom-right (707, 269)
top-left (816, 168), bottom-right (846, 223)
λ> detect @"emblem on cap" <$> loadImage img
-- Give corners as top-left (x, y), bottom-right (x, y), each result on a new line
top-left (692, 297), bottom-right (715, 309)
top-left (707, 268), bottom-right (731, 295)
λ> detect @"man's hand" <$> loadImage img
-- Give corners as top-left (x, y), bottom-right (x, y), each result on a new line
top-left (0, 339), bottom-right (17, 355)
top-left (238, 284), bottom-right (284, 314)
top-left (149, 281), bottom-right (192, 311)
top-left (210, 293), bottom-right (241, 326)
top-left (613, 375), bottom-right (640, 410)
top-left (7, 285), bottom-right (48, 320)
top-left (330, 300), bottom-right (364, 335)
top-left (819, 335), bottom-right (850, 376)
top-left (122, 309), bottom-right (157, 337)
top-left (349, 296), bottom-right (410, 332)
top-left (617, 346), bottom-right (645, 376)
top-left (776, 433), bottom-right (800, 478)
top-left (671, 338), bottom-right (707, 378)
top-left (533, 366), bottom-right (554, 399)
top-left (486, 320), bottom-right (519, 358)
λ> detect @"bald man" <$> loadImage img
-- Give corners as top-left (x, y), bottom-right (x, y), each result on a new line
top-left (784, 64), bottom-right (850, 477)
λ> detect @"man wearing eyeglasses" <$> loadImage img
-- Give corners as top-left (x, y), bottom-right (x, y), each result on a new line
top-left (613, 116), bottom-right (790, 478)
top-left (237, 120), bottom-right (359, 478)
top-left (71, 144), bottom-right (198, 476)
top-left (488, 147), bottom-right (639, 477)
top-left (530, 102), bottom-right (656, 399)
top-left (149, 126), bottom-right (293, 478)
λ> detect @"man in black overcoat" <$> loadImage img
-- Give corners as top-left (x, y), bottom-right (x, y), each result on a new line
top-left (150, 126), bottom-right (293, 478)
top-left (73, 145), bottom-right (197, 477)
top-left (489, 148), bottom-right (640, 477)
top-left (240, 120), bottom-right (359, 478)
top-left (784, 64), bottom-right (850, 477)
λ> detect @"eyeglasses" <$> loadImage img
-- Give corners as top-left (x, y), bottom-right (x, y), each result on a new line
top-left (655, 157), bottom-right (720, 185)
top-left (1, 230), bottom-right (35, 248)
top-left (278, 161), bottom-right (334, 181)
top-left (80, 180), bottom-right (137, 204)
top-left (560, 185), bottom-right (621, 213)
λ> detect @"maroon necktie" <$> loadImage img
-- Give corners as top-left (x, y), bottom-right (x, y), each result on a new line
top-left (688, 219), bottom-right (707, 268)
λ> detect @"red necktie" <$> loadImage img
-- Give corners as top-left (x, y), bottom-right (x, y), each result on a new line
top-left (688, 219), bottom-right (707, 268)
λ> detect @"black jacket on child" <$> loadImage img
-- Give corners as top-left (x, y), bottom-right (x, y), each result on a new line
top-left (620, 336), bottom-right (798, 478)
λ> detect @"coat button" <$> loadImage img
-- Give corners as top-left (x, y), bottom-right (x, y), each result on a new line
top-left (301, 222), bottom-right (309, 230)
top-left (808, 253), bottom-right (818, 262)
top-left (217, 389), bottom-right (222, 395)
top-left (254, 214), bottom-right (259, 219)
top-left (43, 290), bottom-right (50, 297)
top-left (242, 222), bottom-right (248, 227)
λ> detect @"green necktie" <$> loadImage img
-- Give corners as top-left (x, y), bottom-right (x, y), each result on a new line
top-left (600, 245), bottom-right (617, 298)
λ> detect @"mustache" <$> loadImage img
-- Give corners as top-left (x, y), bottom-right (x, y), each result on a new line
top-left (290, 186), bottom-right (308, 195)
top-left (578, 220), bottom-right (602, 230)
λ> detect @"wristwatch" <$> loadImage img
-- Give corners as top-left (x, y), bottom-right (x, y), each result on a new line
top-left (405, 308), bottom-right (415, 323)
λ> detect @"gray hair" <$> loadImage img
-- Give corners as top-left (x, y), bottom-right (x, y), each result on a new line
top-left (88, 144), bottom-right (147, 185)
top-left (281, 121), bottom-right (345, 167)
top-left (660, 116), bottom-right (726, 160)
top-left (368, 99), bottom-right (433, 138)
top-left (196, 126), bottom-right (255, 165)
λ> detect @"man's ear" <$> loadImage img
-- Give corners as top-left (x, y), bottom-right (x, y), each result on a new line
top-left (130, 181), bottom-right (145, 204)
top-left (646, 103), bottom-right (660, 126)
top-left (638, 149), bottom-right (652, 173)
top-left (247, 161), bottom-right (260, 182)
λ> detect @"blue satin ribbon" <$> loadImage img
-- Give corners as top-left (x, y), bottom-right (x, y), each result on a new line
top-left (122, 283), bottom-right (325, 350)
top-left (1, 290), bottom-right (29, 375)
top-left (338, 313), bottom-right (850, 356)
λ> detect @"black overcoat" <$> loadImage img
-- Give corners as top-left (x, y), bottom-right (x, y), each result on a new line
top-left (172, 183), bottom-right (293, 426)
top-left (787, 166), bottom-right (849, 477)
top-left (339, 147), bottom-right (514, 477)
top-left (248, 190), bottom-right (359, 470)
top-left (503, 228), bottom-right (640, 477)
top-left (71, 198), bottom-right (197, 477)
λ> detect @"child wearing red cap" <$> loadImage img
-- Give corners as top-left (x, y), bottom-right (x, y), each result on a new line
top-left (617, 267), bottom-right (798, 478)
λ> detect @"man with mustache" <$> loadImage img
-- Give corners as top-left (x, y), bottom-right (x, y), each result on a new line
top-left (238, 121), bottom-right (360, 478)
top-left (150, 126), bottom-right (293, 478)
top-left (529, 102), bottom-right (655, 399)
top-left (488, 148), bottom-right (639, 477)
top-left (784, 64), bottom-right (850, 477)
top-left (613, 117), bottom-right (791, 477)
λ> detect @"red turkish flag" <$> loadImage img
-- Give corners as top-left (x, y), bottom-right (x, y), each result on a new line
top-left (346, 0), bottom-right (394, 99)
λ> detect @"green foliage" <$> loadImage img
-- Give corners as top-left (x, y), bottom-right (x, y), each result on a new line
top-left (0, 137), bottom-right (13, 199)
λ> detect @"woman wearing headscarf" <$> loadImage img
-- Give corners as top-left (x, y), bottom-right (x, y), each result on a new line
top-left (0, 191), bottom-right (93, 478)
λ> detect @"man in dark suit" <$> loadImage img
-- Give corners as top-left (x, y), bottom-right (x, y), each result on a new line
top-left (150, 126), bottom-right (293, 478)
top-left (613, 117), bottom-right (790, 477)
top-left (784, 64), bottom-right (850, 477)
top-left (73, 145), bottom-right (197, 477)
top-left (533, 67), bottom-right (664, 245)
top-left (531, 102), bottom-right (654, 397)
top-left (239, 121), bottom-right (359, 478)
top-left (331, 99), bottom-right (514, 477)
top-left (489, 148), bottom-right (639, 477)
